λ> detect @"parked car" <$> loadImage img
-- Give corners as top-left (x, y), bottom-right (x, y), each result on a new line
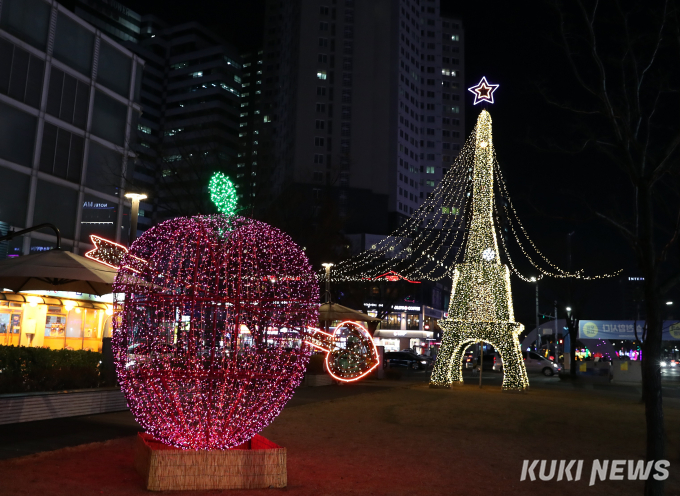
top-left (463, 351), bottom-right (476, 369)
top-left (384, 351), bottom-right (433, 370)
top-left (414, 353), bottom-right (435, 369)
top-left (492, 353), bottom-right (503, 372)
top-left (493, 351), bottom-right (562, 376)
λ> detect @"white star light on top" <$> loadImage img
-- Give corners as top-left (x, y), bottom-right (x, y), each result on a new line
top-left (468, 77), bottom-right (499, 105)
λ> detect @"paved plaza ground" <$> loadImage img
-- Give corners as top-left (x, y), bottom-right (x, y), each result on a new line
top-left (1, 373), bottom-right (679, 495)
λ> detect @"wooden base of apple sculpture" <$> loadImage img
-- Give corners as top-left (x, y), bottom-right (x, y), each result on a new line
top-left (134, 433), bottom-right (286, 491)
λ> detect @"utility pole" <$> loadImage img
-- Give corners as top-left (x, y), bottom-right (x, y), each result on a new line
top-left (554, 300), bottom-right (559, 362)
top-left (531, 277), bottom-right (539, 352)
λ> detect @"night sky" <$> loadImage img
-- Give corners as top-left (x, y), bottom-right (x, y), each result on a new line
top-left (130, 0), bottom-right (675, 325)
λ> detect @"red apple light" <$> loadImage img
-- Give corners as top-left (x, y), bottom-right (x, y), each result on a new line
top-left (112, 215), bottom-right (317, 449)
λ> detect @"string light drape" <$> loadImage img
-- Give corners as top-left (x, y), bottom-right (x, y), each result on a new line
top-left (113, 215), bottom-right (318, 449)
top-left (328, 123), bottom-right (620, 284)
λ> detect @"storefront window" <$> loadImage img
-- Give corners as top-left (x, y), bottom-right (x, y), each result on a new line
top-left (406, 314), bottom-right (419, 330)
top-left (382, 313), bottom-right (401, 330)
top-left (423, 316), bottom-right (439, 332)
top-left (1, 294), bottom-right (111, 351)
top-left (44, 306), bottom-right (65, 337)
top-left (63, 307), bottom-right (106, 351)
top-left (377, 338), bottom-right (400, 352)
top-left (0, 301), bottom-right (22, 346)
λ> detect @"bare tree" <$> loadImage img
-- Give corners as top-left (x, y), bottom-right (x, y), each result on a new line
top-left (544, 2), bottom-right (680, 493)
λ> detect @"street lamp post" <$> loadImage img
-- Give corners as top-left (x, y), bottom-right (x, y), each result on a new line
top-left (124, 193), bottom-right (147, 246)
top-left (554, 300), bottom-right (558, 362)
top-left (531, 277), bottom-right (539, 352)
top-left (321, 263), bottom-right (334, 335)
top-left (321, 263), bottom-right (334, 304)
top-left (566, 306), bottom-right (572, 370)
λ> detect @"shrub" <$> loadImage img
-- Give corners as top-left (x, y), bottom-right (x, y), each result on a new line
top-left (0, 345), bottom-right (103, 394)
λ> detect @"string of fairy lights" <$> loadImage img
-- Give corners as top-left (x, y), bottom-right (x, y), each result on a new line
top-left (328, 129), bottom-right (477, 282)
top-left (493, 161), bottom-right (621, 280)
top-left (328, 117), bottom-right (620, 285)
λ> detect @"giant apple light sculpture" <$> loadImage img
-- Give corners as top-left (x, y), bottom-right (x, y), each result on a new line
top-left (112, 214), bottom-right (317, 449)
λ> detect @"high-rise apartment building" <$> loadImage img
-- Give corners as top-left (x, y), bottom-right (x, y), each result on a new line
top-left (0, 0), bottom-right (143, 256)
top-left (237, 50), bottom-right (265, 212)
top-left (261, 0), bottom-right (464, 235)
top-left (128, 19), bottom-right (243, 221)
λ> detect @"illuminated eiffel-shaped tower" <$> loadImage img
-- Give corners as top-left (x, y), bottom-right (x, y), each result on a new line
top-left (430, 109), bottom-right (529, 391)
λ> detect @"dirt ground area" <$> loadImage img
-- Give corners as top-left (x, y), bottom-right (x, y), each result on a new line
top-left (0, 383), bottom-right (679, 496)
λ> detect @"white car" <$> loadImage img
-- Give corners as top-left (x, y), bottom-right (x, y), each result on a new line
top-left (493, 351), bottom-right (562, 376)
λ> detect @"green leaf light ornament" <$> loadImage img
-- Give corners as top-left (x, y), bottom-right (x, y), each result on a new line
top-left (209, 172), bottom-right (238, 218)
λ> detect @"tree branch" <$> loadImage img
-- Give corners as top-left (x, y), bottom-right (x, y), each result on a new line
top-left (658, 270), bottom-right (680, 294)
top-left (593, 210), bottom-right (637, 243)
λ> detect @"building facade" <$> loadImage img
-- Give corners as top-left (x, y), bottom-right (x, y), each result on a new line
top-left (237, 50), bottom-right (266, 212)
top-left (0, 0), bottom-right (143, 256)
top-left (128, 19), bottom-right (244, 221)
top-left (65, 0), bottom-right (141, 44)
top-left (260, 0), bottom-right (465, 234)
top-left (65, 0), bottom-right (246, 223)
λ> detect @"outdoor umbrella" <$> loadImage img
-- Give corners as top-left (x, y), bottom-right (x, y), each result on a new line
top-left (0, 249), bottom-right (117, 296)
top-left (318, 302), bottom-right (382, 323)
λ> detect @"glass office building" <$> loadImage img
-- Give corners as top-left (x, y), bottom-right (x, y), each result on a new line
top-left (0, 0), bottom-right (143, 257)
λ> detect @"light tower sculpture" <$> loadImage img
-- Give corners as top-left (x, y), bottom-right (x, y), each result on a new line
top-left (328, 77), bottom-right (618, 390)
top-left (430, 105), bottom-right (529, 391)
